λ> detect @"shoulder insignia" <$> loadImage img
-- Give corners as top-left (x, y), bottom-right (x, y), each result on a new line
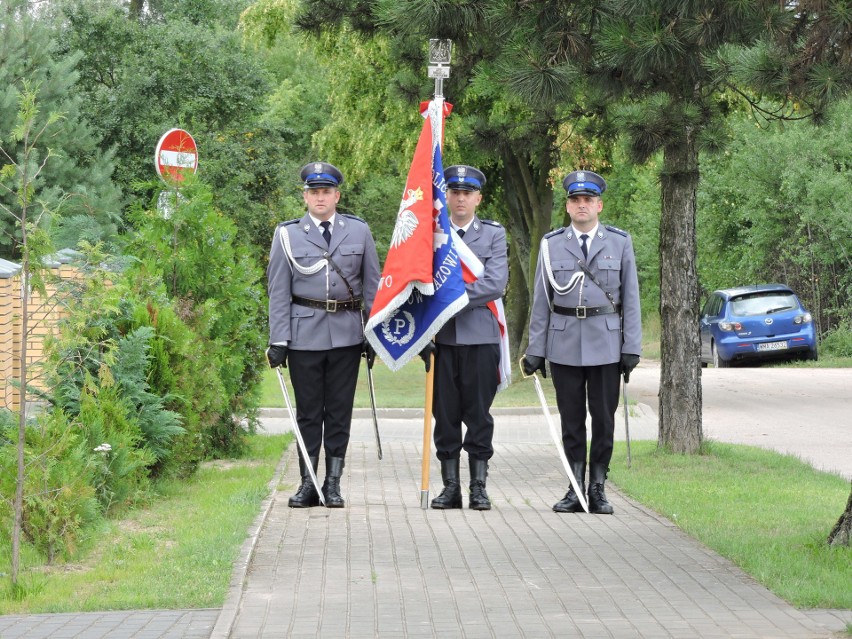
top-left (544, 228), bottom-right (566, 239)
top-left (481, 219), bottom-right (502, 228)
top-left (605, 224), bottom-right (628, 237)
top-left (278, 219), bottom-right (299, 228)
top-left (341, 213), bottom-right (367, 224)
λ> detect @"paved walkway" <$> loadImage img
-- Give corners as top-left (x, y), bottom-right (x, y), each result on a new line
top-left (1, 401), bottom-right (850, 637)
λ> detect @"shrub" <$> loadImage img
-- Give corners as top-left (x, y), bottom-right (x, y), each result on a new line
top-left (125, 178), bottom-right (267, 456)
top-left (0, 412), bottom-right (102, 564)
top-left (76, 373), bottom-right (154, 513)
top-left (820, 322), bottom-right (852, 358)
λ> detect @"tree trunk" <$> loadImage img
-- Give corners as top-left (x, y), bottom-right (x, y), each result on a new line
top-left (658, 132), bottom-right (703, 453)
top-left (828, 481), bottom-right (852, 547)
top-left (500, 147), bottom-right (554, 362)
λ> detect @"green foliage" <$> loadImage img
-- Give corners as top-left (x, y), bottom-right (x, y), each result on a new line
top-left (697, 97), bottom-right (852, 335)
top-left (76, 376), bottom-right (154, 514)
top-left (110, 327), bottom-right (184, 465)
top-left (0, 1), bottom-right (122, 257)
top-left (601, 149), bottom-right (661, 315)
top-left (123, 295), bottom-right (224, 475)
top-left (821, 322), bottom-right (852, 358)
top-left (48, 274), bottom-right (184, 485)
top-left (125, 178), bottom-right (267, 459)
top-left (0, 411), bottom-right (102, 564)
top-left (48, 208), bottom-right (263, 472)
top-left (56, 0), bottom-right (281, 262)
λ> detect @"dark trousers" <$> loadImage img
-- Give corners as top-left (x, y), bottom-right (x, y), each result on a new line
top-left (432, 343), bottom-right (500, 461)
top-left (288, 345), bottom-right (361, 459)
top-left (550, 362), bottom-right (621, 465)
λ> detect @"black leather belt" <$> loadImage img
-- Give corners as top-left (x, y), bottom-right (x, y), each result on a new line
top-left (553, 303), bottom-right (621, 319)
top-left (292, 295), bottom-right (362, 312)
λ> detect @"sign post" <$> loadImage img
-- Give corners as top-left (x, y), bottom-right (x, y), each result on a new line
top-left (154, 128), bottom-right (198, 294)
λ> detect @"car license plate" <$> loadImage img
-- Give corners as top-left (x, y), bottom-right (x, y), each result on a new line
top-left (758, 341), bottom-right (788, 352)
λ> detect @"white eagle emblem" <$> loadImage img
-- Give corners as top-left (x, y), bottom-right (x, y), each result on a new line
top-left (314, 163), bottom-right (323, 172)
top-left (577, 171), bottom-right (585, 181)
top-left (391, 188), bottom-right (423, 248)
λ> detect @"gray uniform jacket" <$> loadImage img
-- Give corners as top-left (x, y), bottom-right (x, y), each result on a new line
top-left (267, 212), bottom-right (381, 351)
top-left (527, 225), bottom-right (641, 366)
top-left (436, 217), bottom-right (508, 346)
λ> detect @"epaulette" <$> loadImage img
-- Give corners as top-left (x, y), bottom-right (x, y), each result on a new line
top-left (544, 228), bottom-right (566, 239)
top-left (341, 213), bottom-right (367, 224)
top-left (277, 219), bottom-right (299, 227)
top-left (481, 219), bottom-right (502, 228)
top-left (605, 224), bottom-right (628, 237)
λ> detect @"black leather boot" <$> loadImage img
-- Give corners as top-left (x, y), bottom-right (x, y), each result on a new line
top-left (587, 463), bottom-right (614, 515)
top-left (431, 458), bottom-right (462, 509)
top-left (288, 455), bottom-right (320, 508)
top-left (468, 458), bottom-right (491, 511)
top-left (553, 460), bottom-right (586, 513)
top-left (322, 456), bottom-right (346, 508)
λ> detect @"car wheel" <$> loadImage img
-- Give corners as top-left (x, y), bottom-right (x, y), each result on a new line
top-left (804, 346), bottom-right (818, 362)
top-left (712, 342), bottom-right (729, 368)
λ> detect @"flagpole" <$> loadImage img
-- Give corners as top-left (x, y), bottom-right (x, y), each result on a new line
top-left (420, 348), bottom-right (435, 508)
top-left (420, 39), bottom-right (453, 509)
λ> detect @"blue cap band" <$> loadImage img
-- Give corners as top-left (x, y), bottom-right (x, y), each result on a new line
top-left (567, 181), bottom-right (601, 195)
top-left (447, 176), bottom-right (482, 189)
top-left (306, 172), bottom-right (339, 185)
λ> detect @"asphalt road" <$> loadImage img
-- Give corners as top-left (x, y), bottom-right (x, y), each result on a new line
top-left (627, 360), bottom-right (852, 480)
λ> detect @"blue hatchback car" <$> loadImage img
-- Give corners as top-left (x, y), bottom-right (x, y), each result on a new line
top-left (699, 284), bottom-right (818, 367)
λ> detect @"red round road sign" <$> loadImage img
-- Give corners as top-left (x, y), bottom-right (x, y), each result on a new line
top-left (155, 128), bottom-right (198, 184)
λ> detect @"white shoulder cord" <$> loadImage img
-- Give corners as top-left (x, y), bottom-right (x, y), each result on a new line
top-left (540, 236), bottom-right (584, 310)
top-left (277, 225), bottom-right (330, 293)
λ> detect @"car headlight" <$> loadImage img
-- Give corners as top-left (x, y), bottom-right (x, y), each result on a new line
top-left (793, 313), bottom-right (813, 325)
top-left (719, 321), bottom-right (743, 331)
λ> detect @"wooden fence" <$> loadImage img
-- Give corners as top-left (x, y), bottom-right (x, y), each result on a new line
top-left (0, 251), bottom-right (80, 412)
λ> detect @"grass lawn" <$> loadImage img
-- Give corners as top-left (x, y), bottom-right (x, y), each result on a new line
top-left (0, 435), bottom-right (290, 615)
top-left (609, 440), bottom-right (852, 609)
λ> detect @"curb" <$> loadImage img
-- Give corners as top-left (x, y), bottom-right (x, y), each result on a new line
top-left (209, 443), bottom-right (291, 639)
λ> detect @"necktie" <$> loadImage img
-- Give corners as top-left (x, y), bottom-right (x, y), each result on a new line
top-left (457, 228), bottom-right (466, 238)
top-left (320, 221), bottom-right (331, 245)
top-left (580, 233), bottom-right (589, 259)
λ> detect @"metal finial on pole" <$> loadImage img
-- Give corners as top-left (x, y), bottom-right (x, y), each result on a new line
top-left (428, 39), bottom-right (452, 99)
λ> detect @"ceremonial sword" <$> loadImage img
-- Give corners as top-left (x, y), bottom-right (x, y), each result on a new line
top-left (623, 375), bottom-right (632, 469)
top-left (274, 367), bottom-right (325, 506)
top-left (365, 358), bottom-right (383, 460)
top-left (520, 359), bottom-right (589, 513)
top-left (359, 312), bottom-right (383, 460)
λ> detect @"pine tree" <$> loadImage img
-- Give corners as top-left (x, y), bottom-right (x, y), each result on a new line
top-left (0, 0), bottom-right (122, 258)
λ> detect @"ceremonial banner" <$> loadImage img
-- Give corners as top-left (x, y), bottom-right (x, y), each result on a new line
top-left (452, 234), bottom-right (512, 392)
top-left (366, 100), bottom-right (468, 370)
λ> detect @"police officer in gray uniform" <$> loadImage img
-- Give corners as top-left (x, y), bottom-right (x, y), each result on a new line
top-left (522, 170), bottom-right (641, 514)
top-left (428, 164), bottom-right (508, 511)
top-left (266, 162), bottom-right (381, 509)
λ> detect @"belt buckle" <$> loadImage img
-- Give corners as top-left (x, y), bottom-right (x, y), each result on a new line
top-left (325, 299), bottom-right (338, 313)
top-left (576, 306), bottom-right (587, 319)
